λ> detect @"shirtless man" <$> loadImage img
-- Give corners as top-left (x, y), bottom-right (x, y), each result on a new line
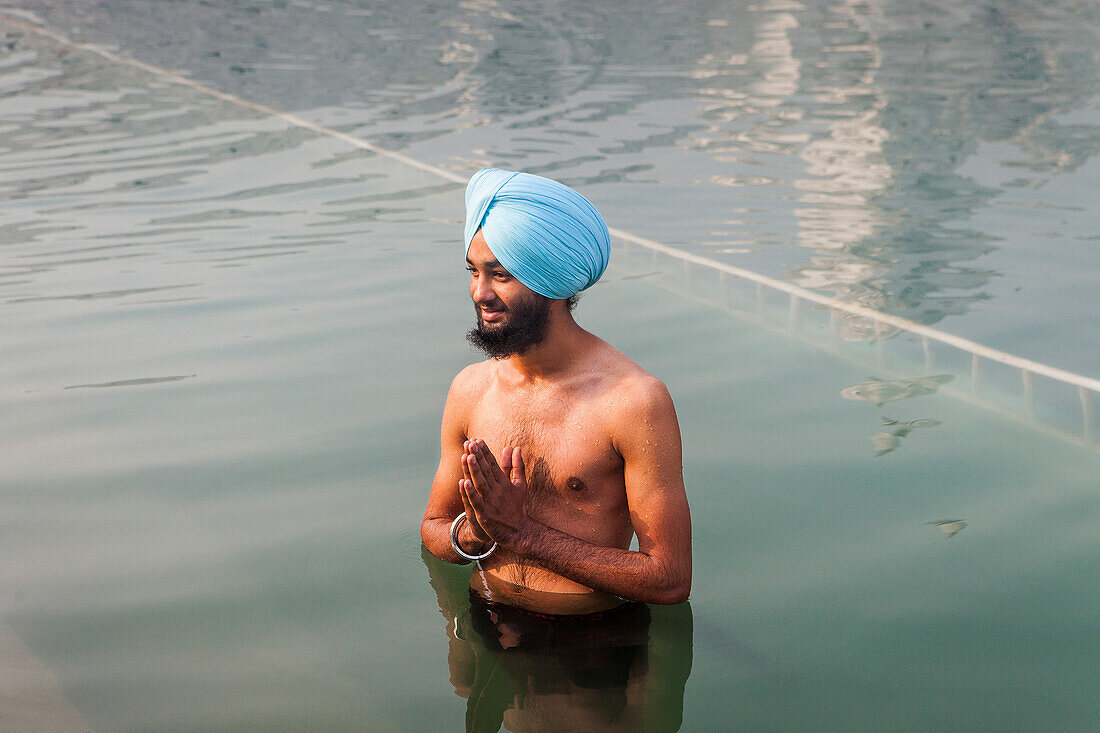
top-left (421, 168), bottom-right (691, 615)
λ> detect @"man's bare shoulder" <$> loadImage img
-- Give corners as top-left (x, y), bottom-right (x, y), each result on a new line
top-left (440, 362), bottom-right (494, 437)
top-left (448, 360), bottom-right (494, 403)
top-left (589, 347), bottom-right (683, 481)
top-left (590, 344), bottom-right (676, 425)
top-left (607, 370), bottom-right (675, 419)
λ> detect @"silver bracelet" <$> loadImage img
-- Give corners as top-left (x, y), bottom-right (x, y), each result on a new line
top-left (449, 512), bottom-right (497, 561)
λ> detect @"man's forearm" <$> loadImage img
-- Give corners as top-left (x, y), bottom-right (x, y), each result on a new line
top-left (509, 520), bottom-right (690, 605)
top-left (421, 516), bottom-right (492, 565)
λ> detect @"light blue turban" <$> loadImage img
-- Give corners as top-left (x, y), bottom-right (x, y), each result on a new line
top-left (464, 168), bottom-right (611, 300)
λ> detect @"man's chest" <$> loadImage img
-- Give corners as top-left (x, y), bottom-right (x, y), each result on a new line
top-left (465, 392), bottom-right (625, 509)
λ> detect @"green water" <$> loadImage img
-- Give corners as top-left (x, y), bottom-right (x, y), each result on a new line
top-left (2, 6), bottom-right (1099, 731)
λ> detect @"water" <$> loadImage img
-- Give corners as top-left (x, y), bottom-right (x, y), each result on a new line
top-left (1, 3), bottom-right (1098, 731)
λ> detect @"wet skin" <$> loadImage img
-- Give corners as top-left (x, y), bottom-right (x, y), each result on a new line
top-left (421, 232), bottom-right (692, 614)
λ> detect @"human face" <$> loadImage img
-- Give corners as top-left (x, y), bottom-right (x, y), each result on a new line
top-left (465, 230), bottom-right (552, 358)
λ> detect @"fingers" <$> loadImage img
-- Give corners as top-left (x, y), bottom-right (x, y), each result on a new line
top-left (510, 446), bottom-right (525, 487)
top-left (460, 476), bottom-right (487, 519)
top-left (457, 479), bottom-right (493, 543)
top-left (460, 439), bottom-right (480, 488)
top-left (464, 451), bottom-right (488, 495)
top-left (458, 478), bottom-right (479, 518)
top-left (471, 439), bottom-right (507, 483)
top-left (462, 438), bottom-right (523, 491)
top-left (458, 477), bottom-right (484, 516)
top-left (461, 439), bottom-right (493, 485)
top-left (457, 478), bottom-right (475, 513)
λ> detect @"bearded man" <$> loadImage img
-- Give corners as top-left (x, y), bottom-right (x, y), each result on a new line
top-left (421, 168), bottom-right (692, 618)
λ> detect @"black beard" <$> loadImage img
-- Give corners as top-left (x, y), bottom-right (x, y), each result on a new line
top-left (466, 294), bottom-right (552, 359)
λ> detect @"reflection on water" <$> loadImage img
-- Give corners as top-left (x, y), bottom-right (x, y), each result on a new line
top-left (881, 417), bottom-right (941, 432)
top-left (927, 519), bottom-right (968, 539)
top-left (0, 621), bottom-right (88, 732)
top-left (841, 374), bottom-right (953, 406)
top-left (12, 1), bottom-right (1100, 370)
top-left (0, 22), bottom-right (418, 317)
top-left (424, 550), bottom-right (692, 733)
top-left (868, 430), bottom-right (901, 456)
top-left (64, 375), bottom-right (196, 390)
top-left (870, 417), bottom-right (941, 456)
top-left (831, 312), bottom-right (902, 343)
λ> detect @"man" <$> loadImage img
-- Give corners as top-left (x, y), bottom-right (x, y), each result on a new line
top-left (421, 168), bottom-right (691, 616)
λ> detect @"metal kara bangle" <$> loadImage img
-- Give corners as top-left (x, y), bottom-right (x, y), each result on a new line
top-left (449, 512), bottom-right (497, 561)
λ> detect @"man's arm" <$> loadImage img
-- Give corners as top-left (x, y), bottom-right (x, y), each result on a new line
top-left (421, 368), bottom-right (494, 564)
top-left (461, 376), bottom-right (692, 604)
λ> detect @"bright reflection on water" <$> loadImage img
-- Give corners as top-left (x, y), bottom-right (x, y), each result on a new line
top-left (23, 0), bottom-right (1098, 373)
top-left (1, 4), bottom-right (1099, 731)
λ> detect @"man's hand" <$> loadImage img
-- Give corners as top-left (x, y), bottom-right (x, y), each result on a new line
top-left (460, 438), bottom-right (529, 547)
top-left (458, 440), bottom-right (493, 544)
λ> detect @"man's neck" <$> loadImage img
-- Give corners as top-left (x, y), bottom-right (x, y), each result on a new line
top-left (501, 306), bottom-right (591, 382)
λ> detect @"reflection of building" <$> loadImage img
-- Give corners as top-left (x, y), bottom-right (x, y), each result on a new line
top-left (27, 0), bottom-right (1100, 335)
top-left (458, 0), bottom-right (1099, 338)
top-left (783, 0), bottom-right (1097, 333)
top-left (789, 0), bottom-right (895, 339)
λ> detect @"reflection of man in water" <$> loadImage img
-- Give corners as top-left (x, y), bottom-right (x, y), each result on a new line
top-left (421, 168), bottom-right (692, 617)
top-left (423, 548), bottom-right (693, 733)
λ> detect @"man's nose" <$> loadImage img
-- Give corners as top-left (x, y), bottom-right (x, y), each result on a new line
top-left (471, 277), bottom-right (496, 303)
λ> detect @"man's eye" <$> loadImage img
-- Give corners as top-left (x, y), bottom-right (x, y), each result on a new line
top-left (493, 272), bottom-right (509, 281)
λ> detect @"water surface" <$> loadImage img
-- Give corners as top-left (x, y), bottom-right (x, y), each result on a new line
top-left (2, 5), bottom-right (1099, 731)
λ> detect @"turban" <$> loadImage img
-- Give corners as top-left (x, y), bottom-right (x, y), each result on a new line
top-left (464, 168), bottom-right (611, 300)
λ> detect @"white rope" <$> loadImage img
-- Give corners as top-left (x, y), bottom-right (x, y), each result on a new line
top-left (613, 230), bottom-right (1100, 394)
top-left (5, 13), bottom-right (1098, 399)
